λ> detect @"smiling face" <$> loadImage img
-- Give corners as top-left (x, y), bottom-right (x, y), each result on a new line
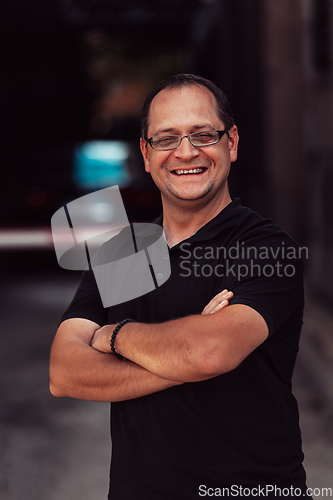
top-left (140, 84), bottom-right (239, 213)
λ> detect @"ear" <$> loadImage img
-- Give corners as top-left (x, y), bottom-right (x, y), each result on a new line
top-left (228, 126), bottom-right (239, 163)
top-left (140, 138), bottom-right (150, 173)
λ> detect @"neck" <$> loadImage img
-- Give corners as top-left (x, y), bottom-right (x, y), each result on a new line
top-left (162, 191), bottom-right (232, 248)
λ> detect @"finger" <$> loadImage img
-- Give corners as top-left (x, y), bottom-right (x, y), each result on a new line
top-left (201, 292), bottom-right (228, 315)
top-left (204, 290), bottom-right (233, 313)
top-left (208, 299), bottom-right (230, 315)
top-left (201, 290), bottom-right (233, 315)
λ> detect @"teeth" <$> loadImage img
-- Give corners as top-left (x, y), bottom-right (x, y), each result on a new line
top-left (174, 168), bottom-right (204, 175)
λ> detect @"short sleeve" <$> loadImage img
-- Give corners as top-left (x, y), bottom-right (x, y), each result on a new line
top-left (60, 268), bottom-right (108, 327)
top-left (226, 235), bottom-right (304, 337)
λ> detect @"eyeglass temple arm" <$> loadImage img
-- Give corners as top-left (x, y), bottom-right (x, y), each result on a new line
top-left (218, 129), bottom-right (229, 140)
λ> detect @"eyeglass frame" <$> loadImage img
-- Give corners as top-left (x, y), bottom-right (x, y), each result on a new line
top-left (146, 129), bottom-right (230, 150)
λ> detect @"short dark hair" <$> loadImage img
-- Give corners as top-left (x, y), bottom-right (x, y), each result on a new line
top-left (140, 73), bottom-right (235, 140)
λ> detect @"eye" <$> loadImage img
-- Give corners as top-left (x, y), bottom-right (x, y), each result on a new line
top-left (155, 136), bottom-right (177, 147)
top-left (195, 132), bottom-right (215, 141)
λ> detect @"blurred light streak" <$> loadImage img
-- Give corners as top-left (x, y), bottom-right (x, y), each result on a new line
top-left (0, 228), bottom-right (123, 251)
top-left (0, 229), bottom-right (53, 250)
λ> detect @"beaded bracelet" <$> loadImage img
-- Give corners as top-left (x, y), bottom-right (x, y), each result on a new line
top-left (110, 318), bottom-right (135, 360)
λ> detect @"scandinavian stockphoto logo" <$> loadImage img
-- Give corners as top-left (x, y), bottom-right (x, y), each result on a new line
top-left (178, 241), bottom-right (309, 280)
top-left (51, 185), bottom-right (171, 307)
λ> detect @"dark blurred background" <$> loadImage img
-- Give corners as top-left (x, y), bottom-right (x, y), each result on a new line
top-left (0, 1), bottom-right (332, 499)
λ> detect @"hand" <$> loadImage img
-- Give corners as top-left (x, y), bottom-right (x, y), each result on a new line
top-left (90, 324), bottom-right (114, 353)
top-left (201, 289), bottom-right (233, 315)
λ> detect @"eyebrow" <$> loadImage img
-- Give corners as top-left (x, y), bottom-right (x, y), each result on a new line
top-left (153, 124), bottom-right (214, 135)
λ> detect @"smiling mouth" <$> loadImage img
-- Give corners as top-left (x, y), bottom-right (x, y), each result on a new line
top-left (171, 167), bottom-right (207, 176)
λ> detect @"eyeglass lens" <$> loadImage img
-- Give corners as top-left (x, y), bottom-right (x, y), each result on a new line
top-left (151, 131), bottom-right (221, 150)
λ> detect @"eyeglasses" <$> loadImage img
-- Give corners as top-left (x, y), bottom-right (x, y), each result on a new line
top-left (147, 129), bottom-right (229, 150)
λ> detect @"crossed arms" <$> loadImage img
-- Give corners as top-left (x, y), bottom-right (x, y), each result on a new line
top-left (49, 290), bottom-right (268, 402)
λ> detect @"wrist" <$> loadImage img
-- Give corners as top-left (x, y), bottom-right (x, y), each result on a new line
top-left (90, 325), bottom-right (114, 353)
top-left (110, 319), bottom-right (135, 360)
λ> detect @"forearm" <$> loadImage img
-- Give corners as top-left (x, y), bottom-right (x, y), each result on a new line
top-left (114, 304), bottom-right (268, 383)
top-left (116, 315), bottom-right (216, 383)
top-left (49, 321), bottom-right (181, 402)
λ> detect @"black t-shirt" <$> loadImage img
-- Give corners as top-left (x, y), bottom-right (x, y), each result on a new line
top-left (61, 199), bottom-right (307, 499)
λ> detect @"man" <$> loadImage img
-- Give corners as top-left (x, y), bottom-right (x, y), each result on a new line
top-left (50, 74), bottom-right (308, 499)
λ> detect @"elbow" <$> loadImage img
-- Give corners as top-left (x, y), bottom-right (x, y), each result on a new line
top-left (49, 375), bottom-right (67, 397)
top-left (49, 365), bottom-right (67, 398)
top-left (196, 354), bottom-right (238, 379)
top-left (196, 354), bottom-right (225, 379)
top-left (194, 341), bottom-right (239, 379)
top-left (49, 380), bottom-right (65, 398)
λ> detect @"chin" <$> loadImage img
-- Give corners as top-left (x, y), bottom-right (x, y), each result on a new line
top-left (170, 190), bottom-right (214, 206)
top-left (176, 187), bottom-right (213, 201)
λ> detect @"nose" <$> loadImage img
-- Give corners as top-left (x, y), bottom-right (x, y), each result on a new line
top-left (173, 136), bottom-right (200, 161)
